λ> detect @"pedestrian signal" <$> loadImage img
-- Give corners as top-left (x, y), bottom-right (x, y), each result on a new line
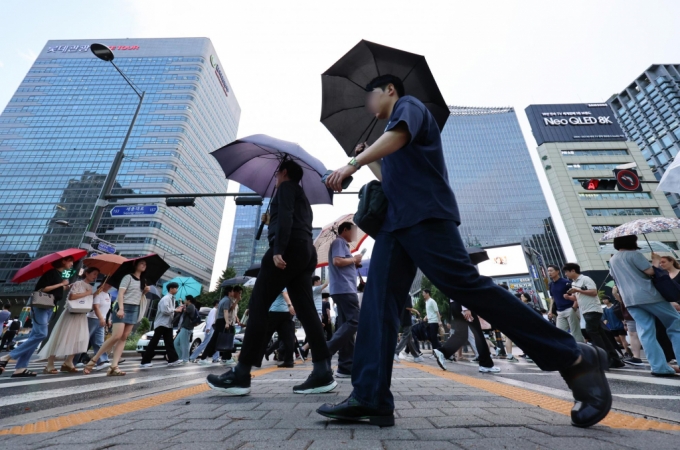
top-left (581, 179), bottom-right (617, 190)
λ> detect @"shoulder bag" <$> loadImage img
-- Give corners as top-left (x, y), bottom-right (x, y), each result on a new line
top-left (216, 330), bottom-right (235, 352)
top-left (354, 180), bottom-right (388, 238)
top-left (30, 290), bottom-right (55, 309)
top-left (67, 282), bottom-right (94, 314)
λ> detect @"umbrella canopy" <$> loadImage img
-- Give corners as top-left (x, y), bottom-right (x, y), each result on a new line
top-left (11, 248), bottom-right (87, 283)
top-left (244, 263), bottom-right (261, 277)
top-left (221, 276), bottom-right (251, 288)
top-left (601, 218), bottom-right (680, 241)
top-left (657, 155), bottom-right (680, 195)
top-left (468, 248), bottom-right (490, 266)
top-left (244, 277), bottom-right (257, 288)
top-left (599, 240), bottom-right (675, 255)
top-left (82, 254), bottom-right (128, 276)
top-left (107, 254), bottom-right (170, 289)
top-left (210, 134), bottom-right (332, 206)
top-left (314, 214), bottom-right (368, 267)
top-left (321, 40), bottom-right (449, 156)
top-left (163, 277), bottom-right (202, 300)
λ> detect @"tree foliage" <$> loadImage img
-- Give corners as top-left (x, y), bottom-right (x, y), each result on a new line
top-left (196, 266), bottom-right (236, 308)
top-left (414, 276), bottom-right (450, 323)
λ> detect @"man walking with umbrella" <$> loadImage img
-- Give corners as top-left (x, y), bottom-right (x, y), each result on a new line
top-left (207, 160), bottom-right (335, 395)
top-left (321, 74), bottom-right (611, 428)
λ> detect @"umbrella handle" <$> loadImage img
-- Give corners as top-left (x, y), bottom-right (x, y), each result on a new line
top-left (255, 221), bottom-right (266, 241)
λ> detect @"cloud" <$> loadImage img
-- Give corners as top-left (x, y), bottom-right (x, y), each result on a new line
top-left (0, 60), bottom-right (4, 68)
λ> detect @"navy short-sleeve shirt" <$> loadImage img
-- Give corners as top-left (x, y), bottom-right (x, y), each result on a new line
top-left (381, 96), bottom-right (460, 231)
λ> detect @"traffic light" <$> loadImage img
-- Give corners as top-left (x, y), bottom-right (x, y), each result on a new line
top-left (166, 197), bottom-right (196, 207)
top-left (581, 178), bottom-right (617, 190)
top-left (235, 196), bottom-right (263, 206)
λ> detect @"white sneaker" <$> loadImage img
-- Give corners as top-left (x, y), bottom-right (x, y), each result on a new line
top-left (75, 362), bottom-right (85, 368)
top-left (399, 352), bottom-right (414, 362)
top-left (222, 358), bottom-right (237, 367)
top-left (433, 349), bottom-right (447, 371)
top-left (334, 371), bottom-right (351, 378)
top-left (140, 363), bottom-right (153, 368)
top-left (506, 356), bottom-right (519, 363)
top-left (413, 356), bottom-right (424, 363)
top-left (394, 354), bottom-right (400, 363)
top-left (198, 359), bottom-right (212, 366)
top-left (94, 361), bottom-right (110, 371)
top-left (167, 360), bottom-right (183, 367)
top-left (479, 366), bottom-right (501, 373)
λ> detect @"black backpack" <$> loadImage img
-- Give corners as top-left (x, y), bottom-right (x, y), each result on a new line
top-left (190, 307), bottom-right (202, 327)
top-left (354, 181), bottom-right (388, 238)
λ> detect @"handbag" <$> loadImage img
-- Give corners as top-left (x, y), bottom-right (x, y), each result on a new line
top-left (241, 312), bottom-right (249, 327)
top-left (67, 282), bottom-right (93, 314)
top-left (652, 267), bottom-right (680, 303)
top-left (30, 290), bottom-right (55, 309)
top-left (354, 180), bottom-right (388, 238)
top-left (215, 331), bottom-right (235, 352)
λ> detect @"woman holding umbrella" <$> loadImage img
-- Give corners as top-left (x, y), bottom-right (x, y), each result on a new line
top-left (0, 256), bottom-right (75, 377)
top-left (84, 259), bottom-right (150, 376)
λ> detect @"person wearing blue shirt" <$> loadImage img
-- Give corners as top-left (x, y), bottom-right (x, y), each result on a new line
top-left (547, 265), bottom-right (584, 343)
top-left (321, 74), bottom-right (611, 429)
top-left (262, 289), bottom-right (297, 368)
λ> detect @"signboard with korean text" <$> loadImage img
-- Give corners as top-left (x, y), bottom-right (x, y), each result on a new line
top-left (110, 205), bottom-right (158, 217)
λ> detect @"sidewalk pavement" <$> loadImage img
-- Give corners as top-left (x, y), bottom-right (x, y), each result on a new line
top-left (2, 361), bottom-right (680, 449)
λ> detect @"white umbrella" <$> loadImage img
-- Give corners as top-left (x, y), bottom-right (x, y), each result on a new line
top-left (313, 213), bottom-right (368, 267)
top-left (658, 155), bottom-right (680, 195)
top-left (243, 278), bottom-right (257, 287)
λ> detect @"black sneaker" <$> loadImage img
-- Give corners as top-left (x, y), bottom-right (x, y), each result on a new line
top-left (609, 358), bottom-right (625, 369)
top-left (317, 395), bottom-right (395, 427)
top-left (293, 370), bottom-right (337, 394)
top-left (623, 357), bottom-right (644, 367)
top-left (206, 369), bottom-right (251, 396)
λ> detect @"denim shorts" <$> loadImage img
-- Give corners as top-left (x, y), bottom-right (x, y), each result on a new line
top-left (111, 304), bottom-right (140, 325)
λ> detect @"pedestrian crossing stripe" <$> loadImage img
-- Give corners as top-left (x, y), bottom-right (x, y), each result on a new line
top-left (0, 367), bottom-right (278, 435)
top-left (402, 361), bottom-right (680, 431)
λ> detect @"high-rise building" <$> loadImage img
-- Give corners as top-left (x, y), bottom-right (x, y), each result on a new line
top-left (442, 106), bottom-right (567, 270)
top-left (227, 185), bottom-right (322, 277)
top-left (0, 38), bottom-right (240, 297)
top-left (608, 65), bottom-right (680, 217)
top-left (526, 103), bottom-right (680, 271)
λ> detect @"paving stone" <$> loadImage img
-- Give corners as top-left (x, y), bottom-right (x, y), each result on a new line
top-left (170, 419), bottom-right (232, 430)
top-left (173, 409), bottom-right (230, 419)
top-left (254, 402), bottom-right (300, 410)
top-left (393, 417), bottom-right (436, 429)
top-left (456, 437), bottom-right (547, 449)
top-left (438, 407), bottom-right (489, 416)
top-left (2, 431), bottom-right (76, 447)
top-left (469, 426), bottom-right (551, 438)
top-left (394, 401), bottom-right (413, 409)
top-left (525, 425), bottom-right (616, 439)
top-left (223, 418), bottom-right (281, 430)
top-left (164, 429), bottom-right (239, 443)
top-left (97, 429), bottom-right (184, 444)
top-left (577, 429), bottom-right (680, 448)
top-left (412, 428), bottom-right (480, 440)
top-left (307, 440), bottom-right (384, 449)
top-left (165, 443), bottom-right (236, 450)
top-left (68, 418), bottom-right (135, 429)
top-left (410, 400), bottom-right (457, 408)
top-left (237, 441), bottom-right (313, 449)
top-left (397, 407), bottom-right (446, 418)
top-left (446, 400), bottom-right (496, 408)
top-left (262, 409), bottom-right (312, 419)
top-left (352, 428), bottom-right (416, 440)
top-left (272, 418), bottom-right (328, 429)
top-left (525, 437), bottom-right (633, 450)
top-left (429, 415), bottom-right (494, 428)
top-left (220, 410), bottom-right (270, 420)
top-left (383, 440), bottom-right (464, 450)
top-left (233, 429), bottom-right (295, 441)
top-left (289, 429), bottom-right (352, 440)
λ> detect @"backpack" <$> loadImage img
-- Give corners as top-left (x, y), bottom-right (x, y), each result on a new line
top-left (190, 307), bottom-right (202, 327)
top-left (354, 181), bottom-right (388, 238)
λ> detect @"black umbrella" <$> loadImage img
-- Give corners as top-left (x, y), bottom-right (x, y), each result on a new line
top-left (467, 248), bottom-right (489, 266)
top-left (244, 264), bottom-right (261, 278)
top-left (107, 254), bottom-right (170, 289)
top-left (321, 40), bottom-right (449, 156)
top-left (221, 276), bottom-right (251, 288)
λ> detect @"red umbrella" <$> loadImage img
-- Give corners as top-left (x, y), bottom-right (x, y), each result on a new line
top-left (11, 248), bottom-right (87, 283)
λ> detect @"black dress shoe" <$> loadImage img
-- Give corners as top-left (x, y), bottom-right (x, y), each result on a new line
top-left (277, 361), bottom-right (295, 368)
top-left (317, 395), bottom-right (395, 427)
top-left (559, 342), bottom-right (612, 428)
top-left (609, 358), bottom-right (625, 369)
top-left (206, 369), bottom-right (251, 396)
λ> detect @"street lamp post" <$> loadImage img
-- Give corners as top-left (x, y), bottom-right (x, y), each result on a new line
top-left (81, 43), bottom-right (145, 252)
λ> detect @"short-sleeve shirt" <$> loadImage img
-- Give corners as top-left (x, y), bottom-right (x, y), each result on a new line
top-left (270, 289), bottom-right (289, 313)
top-left (572, 274), bottom-right (601, 315)
top-left (328, 237), bottom-right (357, 295)
top-left (35, 268), bottom-right (66, 304)
top-left (216, 296), bottom-right (231, 320)
top-left (87, 291), bottom-right (111, 319)
top-left (313, 286), bottom-right (324, 314)
top-left (609, 250), bottom-right (666, 307)
top-left (381, 96), bottom-right (460, 232)
top-left (549, 277), bottom-right (573, 312)
top-left (119, 274), bottom-right (143, 305)
top-left (426, 298), bottom-right (440, 324)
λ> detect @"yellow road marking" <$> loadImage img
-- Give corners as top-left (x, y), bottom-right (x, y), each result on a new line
top-left (400, 361), bottom-right (680, 431)
top-left (0, 366), bottom-right (279, 435)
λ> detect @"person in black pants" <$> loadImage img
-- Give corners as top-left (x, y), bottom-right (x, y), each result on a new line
top-left (262, 290), bottom-right (297, 368)
top-left (0, 317), bottom-right (20, 351)
top-left (322, 294), bottom-right (333, 341)
top-left (140, 283), bottom-right (182, 368)
top-left (207, 160), bottom-right (334, 396)
top-left (436, 300), bottom-right (499, 373)
top-left (199, 286), bottom-right (235, 365)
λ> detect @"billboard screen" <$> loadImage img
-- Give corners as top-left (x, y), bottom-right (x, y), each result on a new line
top-left (477, 245), bottom-right (530, 277)
top-left (525, 103), bottom-right (627, 146)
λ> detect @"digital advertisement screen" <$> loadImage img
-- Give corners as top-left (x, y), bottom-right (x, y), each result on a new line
top-left (477, 245), bottom-right (530, 277)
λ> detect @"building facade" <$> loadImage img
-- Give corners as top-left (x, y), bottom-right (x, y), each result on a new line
top-left (608, 65), bottom-right (680, 217)
top-left (442, 106), bottom-right (567, 270)
top-left (526, 103), bottom-right (680, 270)
top-left (0, 38), bottom-right (240, 297)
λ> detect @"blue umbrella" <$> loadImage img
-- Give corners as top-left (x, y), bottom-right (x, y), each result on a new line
top-left (163, 277), bottom-right (202, 301)
top-left (210, 134), bottom-right (333, 206)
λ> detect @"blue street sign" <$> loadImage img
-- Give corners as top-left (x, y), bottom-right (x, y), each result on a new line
top-left (110, 205), bottom-right (158, 217)
top-left (530, 265), bottom-right (539, 279)
top-left (97, 243), bottom-right (116, 254)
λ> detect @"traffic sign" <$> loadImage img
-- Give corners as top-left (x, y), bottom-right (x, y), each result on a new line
top-left (97, 242), bottom-right (116, 254)
top-left (110, 205), bottom-right (158, 216)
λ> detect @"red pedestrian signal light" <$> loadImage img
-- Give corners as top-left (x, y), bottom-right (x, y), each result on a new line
top-left (585, 179), bottom-right (599, 190)
top-left (580, 179), bottom-right (617, 191)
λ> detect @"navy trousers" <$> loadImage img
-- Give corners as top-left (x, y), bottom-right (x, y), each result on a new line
top-left (350, 219), bottom-right (580, 412)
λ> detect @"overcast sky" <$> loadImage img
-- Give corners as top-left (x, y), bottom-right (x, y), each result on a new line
top-left (2, 1), bottom-right (680, 288)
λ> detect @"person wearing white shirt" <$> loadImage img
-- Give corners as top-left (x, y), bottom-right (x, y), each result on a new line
top-left (190, 300), bottom-right (220, 362)
top-left (423, 290), bottom-right (442, 353)
top-left (86, 283), bottom-right (112, 371)
top-left (139, 283), bottom-right (183, 368)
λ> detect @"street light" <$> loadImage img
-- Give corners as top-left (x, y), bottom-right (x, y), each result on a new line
top-left (80, 43), bottom-right (145, 253)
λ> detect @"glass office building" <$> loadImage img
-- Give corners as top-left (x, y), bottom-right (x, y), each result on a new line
top-left (0, 38), bottom-right (240, 298)
top-left (442, 106), bottom-right (566, 268)
top-left (608, 64), bottom-right (680, 217)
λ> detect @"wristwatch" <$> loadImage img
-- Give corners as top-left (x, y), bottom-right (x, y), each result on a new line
top-left (348, 157), bottom-right (361, 169)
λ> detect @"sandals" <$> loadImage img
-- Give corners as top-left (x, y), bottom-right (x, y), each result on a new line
top-left (42, 368), bottom-right (59, 375)
top-left (83, 360), bottom-right (97, 375)
top-left (11, 370), bottom-right (37, 378)
top-left (60, 364), bottom-right (80, 373)
top-left (106, 366), bottom-right (126, 376)
top-left (0, 359), bottom-right (8, 376)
